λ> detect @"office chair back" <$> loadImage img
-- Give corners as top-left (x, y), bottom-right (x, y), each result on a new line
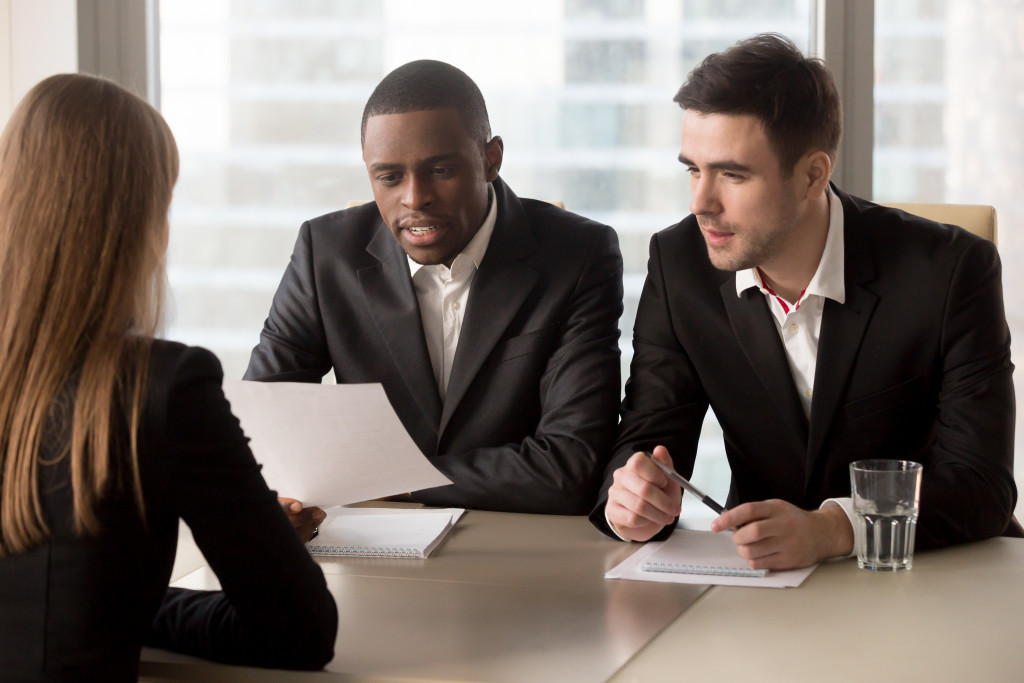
top-left (882, 202), bottom-right (997, 245)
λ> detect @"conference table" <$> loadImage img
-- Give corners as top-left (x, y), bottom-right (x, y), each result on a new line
top-left (140, 507), bottom-right (1024, 682)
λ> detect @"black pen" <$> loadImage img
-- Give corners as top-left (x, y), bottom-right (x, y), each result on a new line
top-left (644, 451), bottom-right (727, 516)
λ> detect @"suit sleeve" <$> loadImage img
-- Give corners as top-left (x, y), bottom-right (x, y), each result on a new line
top-left (413, 223), bottom-right (624, 515)
top-left (915, 237), bottom-right (1016, 548)
top-left (589, 232), bottom-right (710, 538)
top-left (245, 222), bottom-right (332, 382)
top-left (145, 347), bottom-right (338, 669)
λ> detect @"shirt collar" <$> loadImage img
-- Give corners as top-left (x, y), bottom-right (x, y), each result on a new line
top-left (408, 183), bottom-right (497, 278)
top-left (735, 185), bottom-right (845, 305)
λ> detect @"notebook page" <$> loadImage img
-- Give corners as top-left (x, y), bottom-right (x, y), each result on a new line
top-left (307, 511), bottom-right (454, 558)
top-left (605, 529), bottom-right (818, 588)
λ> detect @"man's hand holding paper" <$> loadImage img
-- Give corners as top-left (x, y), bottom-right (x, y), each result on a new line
top-left (279, 497), bottom-right (326, 542)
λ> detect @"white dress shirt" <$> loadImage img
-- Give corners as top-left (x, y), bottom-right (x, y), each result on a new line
top-left (408, 184), bottom-right (497, 401)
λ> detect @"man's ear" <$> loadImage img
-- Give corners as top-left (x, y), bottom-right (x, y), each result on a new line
top-left (484, 136), bottom-right (504, 182)
top-left (801, 150), bottom-right (832, 199)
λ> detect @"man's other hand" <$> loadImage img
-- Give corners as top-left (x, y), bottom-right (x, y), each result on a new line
top-left (712, 499), bottom-right (854, 570)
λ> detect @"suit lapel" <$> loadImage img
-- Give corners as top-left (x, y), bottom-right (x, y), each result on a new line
top-left (358, 222), bottom-right (443, 429)
top-left (806, 204), bottom-right (879, 476)
top-left (440, 180), bottom-right (540, 436)
top-left (721, 279), bottom-right (809, 442)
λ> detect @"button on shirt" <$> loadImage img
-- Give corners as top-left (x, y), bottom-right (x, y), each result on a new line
top-left (408, 184), bottom-right (497, 401)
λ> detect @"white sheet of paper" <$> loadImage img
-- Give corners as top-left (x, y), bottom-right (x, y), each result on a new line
top-left (605, 529), bottom-right (818, 588)
top-left (326, 506), bottom-right (467, 524)
top-left (222, 380), bottom-right (452, 507)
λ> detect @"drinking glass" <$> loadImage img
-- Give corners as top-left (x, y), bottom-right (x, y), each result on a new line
top-left (849, 460), bottom-right (923, 571)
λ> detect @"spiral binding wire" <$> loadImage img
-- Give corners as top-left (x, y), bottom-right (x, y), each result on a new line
top-left (308, 545), bottom-right (422, 558)
top-left (640, 561), bottom-right (767, 577)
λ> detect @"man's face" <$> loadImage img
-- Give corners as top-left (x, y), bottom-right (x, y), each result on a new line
top-left (362, 108), bottom-right (502, 267)
top-left (679, 111), bottom-right (801, 273)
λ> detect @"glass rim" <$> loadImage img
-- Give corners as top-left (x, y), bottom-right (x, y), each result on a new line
top-left (850, 459), bottom-right (923, 473)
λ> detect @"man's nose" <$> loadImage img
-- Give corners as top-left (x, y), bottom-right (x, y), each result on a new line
top-left (689, 175), bottom-right (719, 216)
top-left (401, 174), bottom-right (433, 210)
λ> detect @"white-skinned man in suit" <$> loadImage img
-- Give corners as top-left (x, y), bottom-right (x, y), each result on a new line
top-left (592, 34), bottom-right (1017, 569)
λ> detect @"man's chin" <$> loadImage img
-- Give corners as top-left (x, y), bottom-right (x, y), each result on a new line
top-left (705, 245), bottom-right (751, 273)
top-left (405, 247), bottom-right (455, 267)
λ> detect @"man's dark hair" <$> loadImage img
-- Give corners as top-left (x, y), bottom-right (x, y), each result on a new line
top-left (674, 33), bottom-right (842, 175)
top-left (360, 60), bottom-right (491, 147)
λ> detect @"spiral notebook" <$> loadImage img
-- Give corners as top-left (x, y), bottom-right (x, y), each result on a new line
top-left (638, 530), bottom-right (767, 577)
top-left (306, 508), bottom-right (461, 558)
top-left (605, 529), bottom-right (817, 588)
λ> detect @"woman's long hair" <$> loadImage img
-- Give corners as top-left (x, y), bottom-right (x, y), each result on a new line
top-left (0, 74), bottom-right (178, 555)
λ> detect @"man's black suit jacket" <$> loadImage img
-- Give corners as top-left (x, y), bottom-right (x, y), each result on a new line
top-left (246, 177), bottom-right (623, 514)
top-left (591, 186), bottom-right (1017, 549)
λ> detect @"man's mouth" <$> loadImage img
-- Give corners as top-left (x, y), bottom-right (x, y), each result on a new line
top-left (405, 225), bottom-right (439, 236)
top-left (399, 215), bottom-right (447, 238)
top-left (697, 218), bottom-right (734, 238)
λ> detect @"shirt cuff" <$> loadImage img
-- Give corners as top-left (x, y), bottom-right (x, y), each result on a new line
top-left (604, 505), bottom-right (634, 542)
top-left (819, 497), bottom-right (857, 558)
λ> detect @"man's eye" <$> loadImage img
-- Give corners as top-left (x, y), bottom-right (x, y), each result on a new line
top-left (377, 174), bottom-right (400, 184)
top-left (687, 167), bottom-right (700, 177)
top-left (432, 166), bottom-right (455, 176)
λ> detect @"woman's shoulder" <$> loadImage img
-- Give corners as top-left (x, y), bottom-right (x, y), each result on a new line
top-left (148, 339), bottom-right (224, 385)
top-left (143, 340), bottom-right (229, 429)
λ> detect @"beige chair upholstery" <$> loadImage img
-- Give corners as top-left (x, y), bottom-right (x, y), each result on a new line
top-left (345, 199), bottom-right (566, 209)
top-left (882, 202), bottom-right (997, 245)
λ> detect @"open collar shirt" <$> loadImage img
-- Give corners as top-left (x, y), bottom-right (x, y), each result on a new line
top-left (408, 183), bottom-right (497, 402)
top-left (735, 186), bottom-right (846, 418)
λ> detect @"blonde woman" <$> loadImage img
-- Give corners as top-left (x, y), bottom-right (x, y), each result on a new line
top-left (0, 74), bottom-right (337, 680)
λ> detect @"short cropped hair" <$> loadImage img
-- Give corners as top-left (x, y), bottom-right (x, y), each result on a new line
top-left (360, 60), bottom-right (491, 146)
top-left (674, 33), bottom-right (842, 175)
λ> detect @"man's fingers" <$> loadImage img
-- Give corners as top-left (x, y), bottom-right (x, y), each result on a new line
top-left (714, 499), bottom-right (832, 570)
top-left (649, 445), bottom-right (675, 469)
top-left (606, 496), bottom-right (669, 542)
top-left (608, 453), bottom-right (683, 535)
top-left (276, 498), bottom-right (328, 542)
top-left (712, 500), bottom-right (768, 532)
top-left (613, 466), bottom-right (680, 517)
top-left (625, 450), bottom-right (670, 486)
top-left (609, 487), bottom-right (676, 528)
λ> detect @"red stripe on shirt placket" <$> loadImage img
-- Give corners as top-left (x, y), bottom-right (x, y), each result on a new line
top-left (758, 269), bottom-right (807, 314)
